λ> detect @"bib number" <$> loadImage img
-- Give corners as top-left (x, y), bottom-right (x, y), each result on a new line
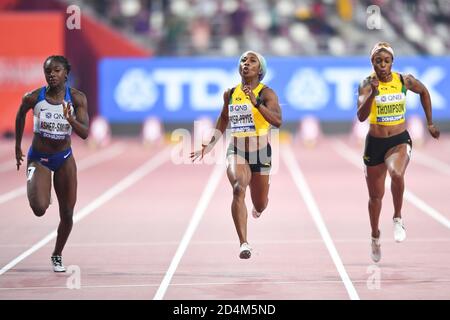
top-left (229, 104), bottom-right (255, 133)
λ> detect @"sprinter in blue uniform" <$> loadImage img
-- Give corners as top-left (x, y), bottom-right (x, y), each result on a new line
top-left (15, 55), bottom-right (89, 272)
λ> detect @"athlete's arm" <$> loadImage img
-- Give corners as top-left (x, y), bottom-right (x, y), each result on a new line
top-left (403, 74), bottom-right (439, 139)
top-left (66, 89), bottom-right (89, 140)
top-left (255, 87), bottom-right (282, 128)
top-left (15, 90), bottom-right (38, 170)
top-left (357, 76), bottom-right (378, 122)
top-left (191, 89), bottom-right (230, 161)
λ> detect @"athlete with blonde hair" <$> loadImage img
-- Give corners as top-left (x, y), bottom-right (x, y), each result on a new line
top-left (191, 51), bottom-right (282, 259)
top-left (357, 42), bottom-right (440, 262)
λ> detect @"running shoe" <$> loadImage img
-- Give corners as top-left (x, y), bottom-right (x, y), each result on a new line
top-left (51, 255), bottom-right (66, 272)
top-left (239, 242), bottom-right (252, 259)
top-left (371, 235), bottom-right (381, 263)
top-left (393, 217), bottom-right (406, 242)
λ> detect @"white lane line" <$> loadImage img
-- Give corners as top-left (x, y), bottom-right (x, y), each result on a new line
top-left (153, 163), bottom-right (224, 300)
top-left (332, 139), bottom-right (450, 229)
top-left (0, 143), bottom-right (125, 205)
top-left (0, 147), bottom-right (171, 276)
top-left (413, 150), bottom-right (450, 176)
top-left (281, 145), bottom-right (360, 301)
top-left (4, 278), bottom-right (449, 291)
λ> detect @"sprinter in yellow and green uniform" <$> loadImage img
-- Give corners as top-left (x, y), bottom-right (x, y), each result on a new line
top-left (368, 71), bottom-right (406, 126)
top-left (357, 42), bottom-right (440, 263)
top-left (191, 51), bottom-right (282, 259)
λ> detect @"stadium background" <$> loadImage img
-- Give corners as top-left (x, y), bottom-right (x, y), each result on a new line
top-left (1, 0), bottom-right (449, 138)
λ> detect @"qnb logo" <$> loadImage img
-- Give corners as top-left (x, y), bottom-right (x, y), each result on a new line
top-left (46, 113), bottom-right (52, 119)
top-left (53, 113), bottom-right (66, 120)
top-left (114, 68), bottom-right (158, 111)
top-left (230, 104), bottom-right (248, 112)
top-left (378, 93), bottom-right (405, 103)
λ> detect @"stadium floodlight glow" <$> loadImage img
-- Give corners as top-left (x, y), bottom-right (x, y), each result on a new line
top-left (142, 116), bottom-right (164, 146)
top-left (89, 116), bottom-right (111, 148)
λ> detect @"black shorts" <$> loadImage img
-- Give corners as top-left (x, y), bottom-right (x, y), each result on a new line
top-left (363, 130), bottom-right (412, 166)
top-left (226, 143), bottom-right (272, 173)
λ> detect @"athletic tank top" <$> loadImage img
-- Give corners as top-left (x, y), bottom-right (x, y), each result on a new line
top-left (229, 83), bottom-right (271, 137)
top-left (369, 72), bottom-right (407, 126)
top-left (33, 86), bottom-right (75, 140)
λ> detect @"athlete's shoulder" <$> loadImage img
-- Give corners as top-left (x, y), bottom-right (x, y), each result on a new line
top-left (69, 87), bottom-right (88, 106)
top-left (22, 87), bottom-right (42, 105)
top-left (223, 85), bottom-right (238, 101)
top-left (359, 74), bottom-right (374, 89)
top-left (259, 84), bottom-right (276, 97)
top-left (69, 87), bottom-right (87, 100)
top-left (400, 72), bottom-right (416, 82)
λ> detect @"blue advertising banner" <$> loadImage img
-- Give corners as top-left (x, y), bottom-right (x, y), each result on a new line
top-left (99, 57), bottom-right (450, 123)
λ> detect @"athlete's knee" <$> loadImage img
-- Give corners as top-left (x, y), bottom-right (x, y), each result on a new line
top-left (232, 181), bottom-right (246, 198)
top-left (368, 192), bottom-right (384, 203)
top-left (253, 198), bottom-right (268, 213)
top-left (390, 169), bottom-right (404, 184)
top-left (30, 203), bottom-right (48, 217)
top-left (253, 203), bottom-right (267, 213)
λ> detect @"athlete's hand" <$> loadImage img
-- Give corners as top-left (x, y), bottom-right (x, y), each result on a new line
top-left (62, 100), bottom-right (74, 121)
top-left (427, 123), bottom-right (440, 139)
top-left (242, 85), bottom-right (257, 106)
top-left (369, 76), bottom-right (379, 96)
top-left (190, 144), bottom-right (209, 162)
top-left (15, 146), bottom-right (24, 171)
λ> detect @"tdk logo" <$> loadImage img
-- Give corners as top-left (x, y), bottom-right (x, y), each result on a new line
top-left (114, 67), bottom-right (239, 112)
top-left (101, 59), bottom-right (447, 123)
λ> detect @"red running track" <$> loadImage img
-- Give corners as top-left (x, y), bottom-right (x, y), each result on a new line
top-left (0, 134), bottom-right (449, 300)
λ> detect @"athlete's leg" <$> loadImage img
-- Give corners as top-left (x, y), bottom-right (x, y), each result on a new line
top-left (365, 163), bottom-right (387, 238)
top-left (226, 154), bottom-right (252, 245)
top-left (52, 155), bottom-right (77, 256)
top-left (27, 161), bottom-right (51, 217)
top-left (249, 172), bottom-right (270, 215)
top-left (384, 144), bottom-right (410, 219)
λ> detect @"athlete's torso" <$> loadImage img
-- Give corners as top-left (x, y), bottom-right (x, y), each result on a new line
top-left (32, 86), bottom-right (75, 152)
top-left (228, 83), bottom-right (271, 151)
top-left (369, 72), bottom-right (407, 137)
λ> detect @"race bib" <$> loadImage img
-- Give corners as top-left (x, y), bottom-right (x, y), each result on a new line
top-left (229, 104), bottom-right (255, 133)
top-left (39, 109), bottom-right (71, 140)
top-left (375, 93), bottom-right (406, 124)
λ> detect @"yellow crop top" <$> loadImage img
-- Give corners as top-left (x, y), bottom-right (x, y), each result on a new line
top-left (369, 72), bottom-right (407, 126)
top-left (228, 83), bottom-right (271, 137)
